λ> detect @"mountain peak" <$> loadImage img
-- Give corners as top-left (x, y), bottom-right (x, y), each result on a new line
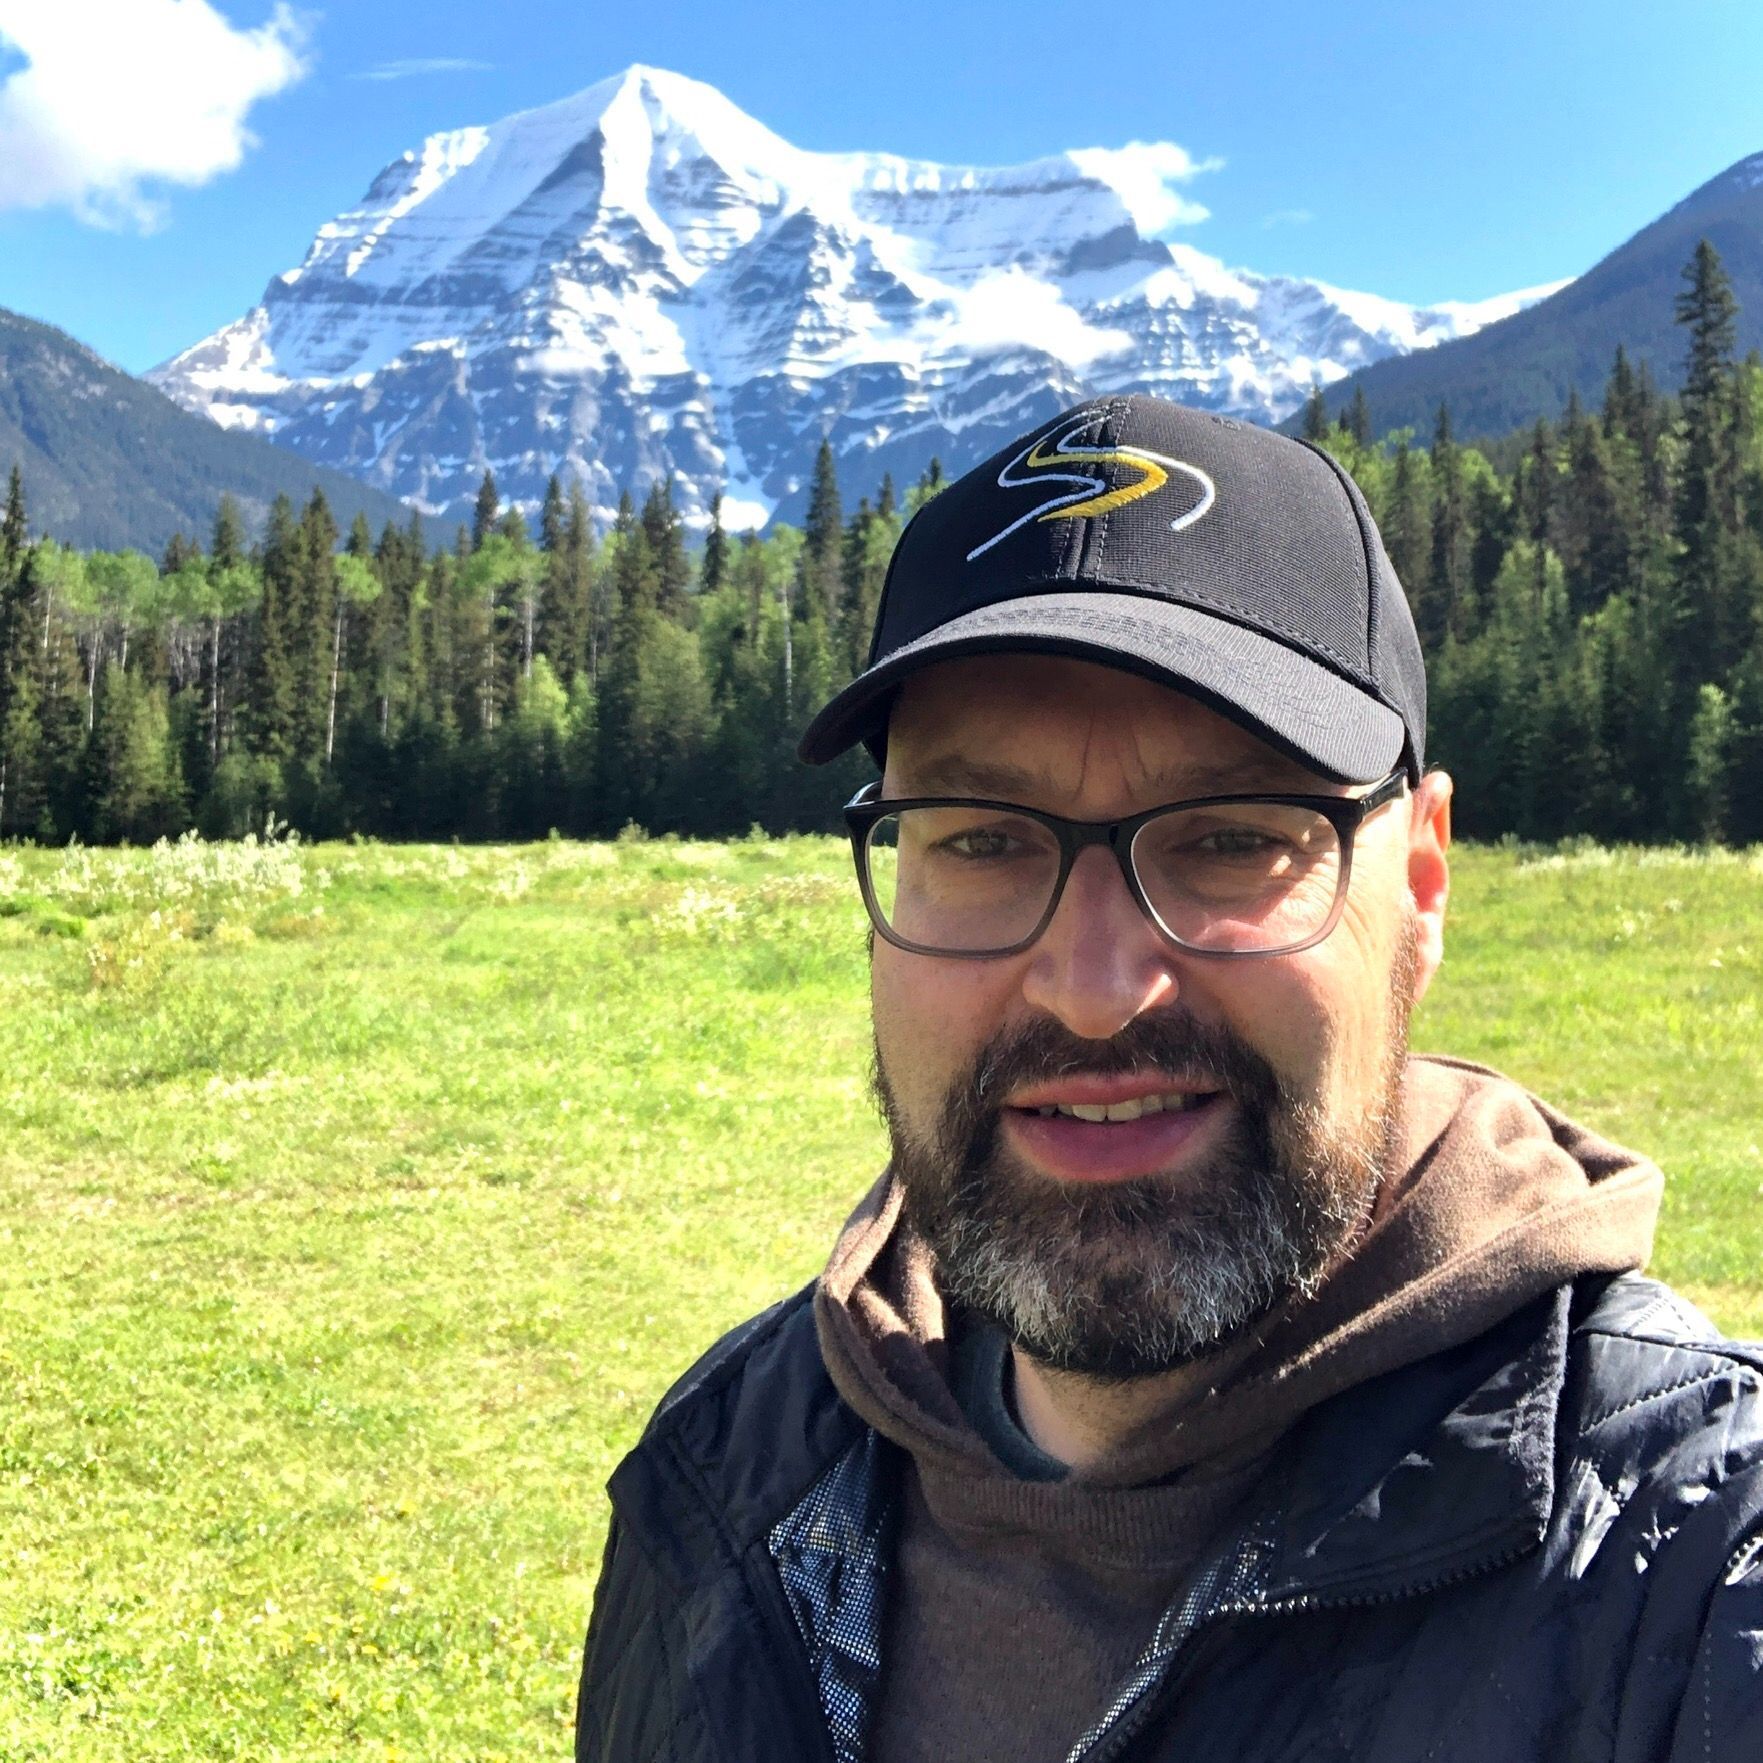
top-left (149, 69), bottom-right (1555, 532)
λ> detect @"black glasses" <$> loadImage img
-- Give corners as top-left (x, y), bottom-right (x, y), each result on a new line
top-left (844, 770), bottom-right (1407, 959)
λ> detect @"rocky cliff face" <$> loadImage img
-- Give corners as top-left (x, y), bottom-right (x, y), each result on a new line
top-left (150, 65), bottom-right (1557, 530)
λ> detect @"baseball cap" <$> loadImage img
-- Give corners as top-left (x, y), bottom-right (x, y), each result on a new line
top-left (797, 394), bottom-right (1426, 785)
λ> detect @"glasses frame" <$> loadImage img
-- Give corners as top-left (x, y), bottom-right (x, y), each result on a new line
top-left (844, 768), bottom-right (1408, 960)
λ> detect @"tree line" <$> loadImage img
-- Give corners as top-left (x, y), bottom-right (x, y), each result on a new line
top-left (1, 240), bottom-right (1760, 847)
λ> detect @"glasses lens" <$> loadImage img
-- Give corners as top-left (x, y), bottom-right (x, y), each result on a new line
top-left (866, 807), bottom-right (1062, 953)
top-left (1131, 801), bottom-right (1343, 953)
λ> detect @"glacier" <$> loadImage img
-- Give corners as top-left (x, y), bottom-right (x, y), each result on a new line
top-left (149, 65), bottom-right (1564, 532)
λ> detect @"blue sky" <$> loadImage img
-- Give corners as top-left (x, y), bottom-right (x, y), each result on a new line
top-left (1, 0), bottom-right (1760, 375)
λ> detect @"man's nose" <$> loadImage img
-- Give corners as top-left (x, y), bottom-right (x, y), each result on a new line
top-left (1019, 844), bottom-right (1181, 1040)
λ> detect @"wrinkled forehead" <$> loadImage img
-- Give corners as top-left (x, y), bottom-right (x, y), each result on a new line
top-left (881, 653), bottom-right (1332, 809)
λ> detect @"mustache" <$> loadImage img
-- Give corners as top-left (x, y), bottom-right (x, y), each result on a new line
top-left (962, 1010), bottom-right (1284, 1120)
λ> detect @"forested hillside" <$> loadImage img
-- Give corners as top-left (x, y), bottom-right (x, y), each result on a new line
top-left (0, 306), bottom-right (413, 554)
top-left (1293, 150), bottom-right (1763, 441)
top-left (2, 243), bottom-right (1761, 848)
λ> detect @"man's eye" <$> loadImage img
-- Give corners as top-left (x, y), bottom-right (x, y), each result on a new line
top-left (937, 827), bottom-right (1021, 859)
top-left (1192, 827), bottom-right (1285, 858)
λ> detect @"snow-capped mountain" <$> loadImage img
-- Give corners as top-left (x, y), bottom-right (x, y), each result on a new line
top-left (150, 66), bottom-right (1562, 531)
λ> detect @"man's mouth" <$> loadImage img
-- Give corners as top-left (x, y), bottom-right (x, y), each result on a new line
top-left (1022, 1091), bottom-right (1213, 1123)
top-left (999, 1075), bottom-right (1230, 1183)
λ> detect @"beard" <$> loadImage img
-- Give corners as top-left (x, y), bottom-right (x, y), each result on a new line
top-left (874, 914), bottom-right (1419, 1381)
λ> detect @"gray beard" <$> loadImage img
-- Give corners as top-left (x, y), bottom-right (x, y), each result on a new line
top-left (874, 924), bottom-right (1416, 1381)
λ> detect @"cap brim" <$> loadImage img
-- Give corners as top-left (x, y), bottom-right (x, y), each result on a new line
top-left (797, 591), bottom-right (1407, 784)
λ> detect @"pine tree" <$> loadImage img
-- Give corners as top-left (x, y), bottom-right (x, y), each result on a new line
top-left (1383, 439), bottom-right (1430, 610)
top-left (86, 662), bottom-right (184, 843)
top-left (536, 474), bottom-right (580, 680)
top-left (0, 598), bottom-right (44, 838)
top-left (0, 464), bottom-right (26, 833)
top-left (1518, 419), bottom-right (1554, 550)
top-left (1301, 384), bottom-right (1328, 442)
top-left (246, 494), bottom-right (299, 764)
top-left (1602, 346), bottom-right (1638, 442)
top-left (161, 531), bottom-right (199, 576)
top-left (595, 492), bottom-right (655, 825)
top-left (293, 490), bottom-right (339, 767)
top-left (2, 464), bottom-right (25, 574)
top-left (1673, 237), bottom-right (1743, 690)
top-left (471, 470), bottom-right (501, 551)
top-left (1557, 413), bottom-right (1626, 616)
top-left (799, 438), bottom-right (844, 630)
top-left (1425, 405), bottom-right (1472, 647)
top-left (211, 495), bottom-right (247, 571)
top-left (0, 486), bottom-right (49, 835)
top-left (568, 482), bottom-right (603, 684)
top-left (701, 492), bottom-right (729, 598)
top-left (540, 473), bottom-right (566, 556)
top-left (839, 496), bottom-right (894, 674)
top-left (1348, 387), bottom-right (1371, 448)
top-left (640, 479), bottom-right (692, 619)
top-left (913, 456), bottom-right (945, 510)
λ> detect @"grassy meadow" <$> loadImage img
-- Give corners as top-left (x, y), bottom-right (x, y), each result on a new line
top-left (1, 832), bottom-right (1760, 1759)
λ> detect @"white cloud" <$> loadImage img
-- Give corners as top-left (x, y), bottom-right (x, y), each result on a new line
top-left (1262, 207), bottom-right (1314, 229)
top-left (351, 57), bottom-right (491, 83)
top-left (718, 495), bottom-right (770, 533)
top-left (951, 268), bottom-right (1134, 369)
top-left (0, 0), bottom-right (308, 230)
top-left (1066, 141), bottom-right (1221, 236)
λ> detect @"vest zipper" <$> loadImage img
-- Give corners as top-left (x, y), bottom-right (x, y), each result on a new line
top-left (1071, 1536), bottom-right (1542, 1763)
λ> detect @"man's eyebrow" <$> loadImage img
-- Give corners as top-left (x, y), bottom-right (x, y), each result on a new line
top-left (897, 751), bottom-right (1320, 799)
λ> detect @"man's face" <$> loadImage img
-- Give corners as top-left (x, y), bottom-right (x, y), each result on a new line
top-left (870, 653), bottom-right (1451, 1380)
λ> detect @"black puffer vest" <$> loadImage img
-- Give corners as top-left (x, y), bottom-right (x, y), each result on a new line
top-left (577, 1272), bottom-right (1763, 1763)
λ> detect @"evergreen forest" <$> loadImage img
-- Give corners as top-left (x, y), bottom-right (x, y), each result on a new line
top-left (2, 241), bottom-right (1761, 849)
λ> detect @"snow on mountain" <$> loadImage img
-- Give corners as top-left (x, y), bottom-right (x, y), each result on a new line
top-left (149, 65), bottom-right (1562, 530)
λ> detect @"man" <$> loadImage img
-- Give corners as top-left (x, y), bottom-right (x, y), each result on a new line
top-left (576, 396), bottom-right (1763, 1762)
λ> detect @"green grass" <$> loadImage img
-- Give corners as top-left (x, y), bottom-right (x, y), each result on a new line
top-left (1, 833), bottom-right (1759, 1759)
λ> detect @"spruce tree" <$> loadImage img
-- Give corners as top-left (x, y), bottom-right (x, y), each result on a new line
top-left (87, 662), bottom-right (185, 843)
top-left (640, 479), bottom-right (692, 620)
top-left (1301, 384), bottom-right (1328, 442)
top-left (0, 465), bottom-right (24, 829)
top-left (799, 438), bottom-right (844, 631)
top-left (211, 494), bottom-right (247, 571)
top-left (246, 494), bottom-right (300, 764)
top-left (294, 490), bottom-right (340, 768)
top-left (161, 531), bottom-right (199, 576)
top-left (839, 497), bottom-right (894, 674)
top-left (1348, 387), bottom-right (1371, 448)
top-left (1673, 237), bottom-right (1743, 689)
top-left (1425, 405), bottom-right (1472, 646)
top-left (0, 596), bottom-right (43, 838)
top-left (1602, 346), bottom-right (1638, 443)
top-left (1558, 414), bottom-right (1626, 617)
top-left (536, 475), bottom-right (576, 679)
top-left (540, 473), bottom-right (566, 556)
top-left (567, 482), bottom-right (602, 684)
top-left (1, 464), bottom-right (25, 575)
top-left (471, 470), bottom-right (501, 551)
top-left (701, 492), bottom-right (729, 598)
top-left (1383, 440), bottom-right (1430, 611)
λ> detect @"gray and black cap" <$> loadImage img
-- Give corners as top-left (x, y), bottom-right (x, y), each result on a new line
top-left (797, 393), bottom-right (1427, 784)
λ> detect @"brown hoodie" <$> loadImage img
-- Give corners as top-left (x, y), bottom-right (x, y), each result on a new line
top-left (814, 1056), bottom-right (1663, 1763)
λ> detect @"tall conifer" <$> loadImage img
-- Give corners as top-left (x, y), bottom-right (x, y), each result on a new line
top-left (471, 470), bottom-right (501, 551)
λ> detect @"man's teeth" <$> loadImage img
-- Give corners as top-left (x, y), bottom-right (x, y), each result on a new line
top-left (1032, 1094), bottom-right (1207, 1123)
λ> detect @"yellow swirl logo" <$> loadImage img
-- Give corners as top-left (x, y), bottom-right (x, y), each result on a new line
top-left (967, 414), bottom-right (1216, 562)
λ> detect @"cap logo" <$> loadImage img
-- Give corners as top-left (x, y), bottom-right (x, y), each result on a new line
top-left (966, 413), bottom-right (1216, 562)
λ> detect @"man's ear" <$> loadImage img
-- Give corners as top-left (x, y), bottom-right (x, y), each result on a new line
top-left (1406, 770), bottom-right (1452, 1003)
